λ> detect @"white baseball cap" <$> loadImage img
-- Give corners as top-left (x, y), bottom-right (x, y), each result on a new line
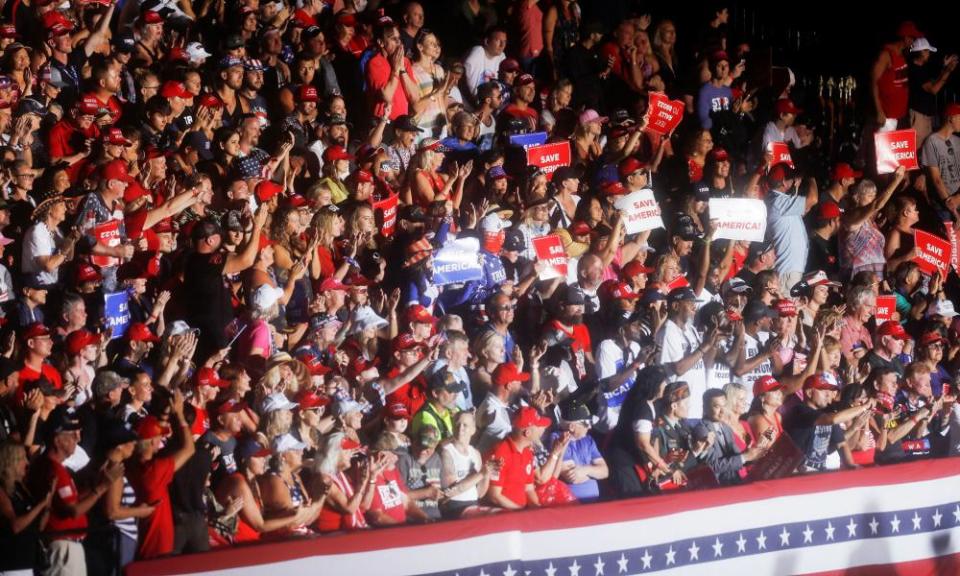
top-left (272, 433), bottom-right (307, 453)
top-left (261, 393), bottom-right (299, 413)
top-left (910, 38), bottom-right (937, 53)
top-left (927, 299), bottom-right (957, 319)
top-left (185, 42), bottom-right (213, 62)
top-left (252, 284), bottom-right (283, 312)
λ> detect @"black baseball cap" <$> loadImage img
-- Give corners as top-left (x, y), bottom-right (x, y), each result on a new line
top-left (743, 300), bottom-right (777, 323)
top-left (747, 241), bottom-right (775, 261)
top-left (667, 287), bottom-right (697, 303)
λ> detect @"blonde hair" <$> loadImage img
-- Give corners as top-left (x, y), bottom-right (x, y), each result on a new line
top-left (259, 409), bottom-right (292, 444)
top-left (654, 253), bottom-right (680, 283)
top-left (472, 331), bottom-right (505, 363)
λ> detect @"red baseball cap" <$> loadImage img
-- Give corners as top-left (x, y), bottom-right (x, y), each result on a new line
top-left (319, 277), bottom-right (348, 291)
top-left (774, 98), bottom-right (802, 116)
top-left (126, 322), bottom-right (159, 343)
top-left (296, 390), bottom-right (331, 410)
top-left (945, 103), bottom-right (960, 118)
top-left (569, 221), bottom-right (593, 236)
top-left (255, 180), bottom-right (283, 202)
top-left (920, 331), bottom-right (946, 346)
top-left (194, 366), bottom-right (229, 388)
top-left (830, 162), bottom-right (862, 182)
top-left (24, 322), bottom-right (51, 340)
top-left (298, 85), bottom-right (319, 103)
top-left (492, 362), bottom-right (530, 387)
top-left (101, 159), bottom-right (132, 184)
top-left (159, 81), bottom-right (191, 99)
top-left (352, 170), bottom-right (374, 184)
top-left (512, 406), bottom-right (550, 429)
top-left (257, 234), bottom-right (274, 251)
top-left (621, 260), bottom-right (654, 278)
top-left (43, 11), bottom-right (74, 36)
top-left (323, 145), bottom-right (354, 163)
top-left (136, 415), bottom-right (171, 440)
top-left (216, 399), bottom-right (247, 415)
top-left (817, 200), bottom-right (842, 221)
top-left (618, 157), bottom-right (646, 179)
top-left (103, 128), bottom-right (132, 146)
top-left (392, 333), bottom-right (426, 353)
top-left (753, 375), bottom-right (784, 397)
top-left (775, 299), bottom-right (797, 317)
top-left (385, 402), bottom-right (410, 420)
top-left (299, 354), bottom-right (332, 377)
top-left (877, 320), bottom-right (909, 340)
top-left (341, 436), bottom-right (362, 450)
top-left (139, 10), bottom-right (163, 25)
top-left (75, 262), bottom-right (102, 284)
top-left (65, 329), bottom-right (100, 355)
top-left (707, 147), bottom-right (730, 163)
top-left (804, 372), bottom-right (838, 391)
top-left (610, 281), bottom-right (640, 300)
top-left (197, 93), bottom-right (223, 109)
top-left (601, 180), bottom-right (628, 196)
top-left (405, 304), bottom-right (436, 325)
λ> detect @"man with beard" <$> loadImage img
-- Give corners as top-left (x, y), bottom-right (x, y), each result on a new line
top-left (594, 311), bottom-right (647, 434)
top-left (542, 287), bottom-right (593, 384)
top-left (477, 361), bottom-right (530, 453)
top-left (234, 114), bottom-right (271, 181)
top-left (240, 58), bottom-right (270, 129)
top-left (215, 56), bottom-right (246, 127)
top-left (84, 57), bottom-right (124, 125)
top-left (308, 113), bottom-right (350, 174)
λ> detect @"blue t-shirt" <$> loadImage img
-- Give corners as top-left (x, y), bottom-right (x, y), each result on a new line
top-left (549, 432), bottom-right (602, 501)
top-left (697, 83), bottom-right (732, 129)
top-left (767, 189), bottom-right (809, 275)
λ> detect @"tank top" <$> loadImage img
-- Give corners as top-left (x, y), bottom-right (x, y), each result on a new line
top-left (0, 483), bottom-right (41, 570)
top-left (114, 477), bottom-right (138, 540)
top-left (878, 46), bottom-right (909, 120)
top-left (316, 471), bottom-right (368, 533)
top-left (440, 443), bottom-right (480, 503)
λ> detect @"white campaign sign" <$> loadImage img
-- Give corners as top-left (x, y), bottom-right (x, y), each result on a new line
top-left (709, 198), bottom-right (767, 242)
top-left (613, 189), bottom-right (664, 234)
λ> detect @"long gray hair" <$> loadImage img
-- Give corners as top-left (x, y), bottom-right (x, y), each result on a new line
top-left (313, 432), bottom-right (346, 476)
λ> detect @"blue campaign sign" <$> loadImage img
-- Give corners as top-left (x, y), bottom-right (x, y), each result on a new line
top-left (104, 291), bottom-right (131, 340)
top-left (432, 237), bottom-right (484, 286)
top-left (508, 131), bottom-right (548, 150)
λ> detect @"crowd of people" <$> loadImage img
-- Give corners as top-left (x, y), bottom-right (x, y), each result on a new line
top-left (0, 0), bottom-right (958, 574)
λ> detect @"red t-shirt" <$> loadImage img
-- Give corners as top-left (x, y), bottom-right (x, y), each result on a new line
top-left (17, 363), bottom-right (63, 403)
top-left (191, 406), bottom-right (210, 437)
top-left (34, 456), bottom-right (87, 536)
top-left (366, 53), bottom-right (414, 120)
top-left (47, 119), bottom-right (99, 183)
top-left (486, 437), bottom-right (534, 508)
top-left (131, 456), bottom-right (176, 559)
top-left (369, 467), bottom-right (407, 524)
top-left (385, 369), bottom-right (427, 417)
top-left (84, 92), bottom-right (123, 124)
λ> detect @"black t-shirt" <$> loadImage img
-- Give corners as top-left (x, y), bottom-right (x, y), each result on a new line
top-left (170, 447), bottom-right (213, 515)
top-left (784, 403), bottom-right (844, 472)
top-left (183, 251), bottom-right (233, 349)
top-left (908, 60), bottom-right (939, 117)
top-left (807, 232), bottom-right (840, 280)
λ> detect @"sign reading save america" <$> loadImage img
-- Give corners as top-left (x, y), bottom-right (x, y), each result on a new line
top-left (874, 295), bottom-right (897, 323)
top-left (913, 229), bottom-right (951, 276)
top-left (526, 141), bottom-right (571, 180)
top-left (875, 129), bottom-right (920, 174)
top-left (613, 189), bottom-right (664, 234)
top-left (767, 141), bottom-right (794, 168)
top-left (532, 235), bottom-right (568, 280)
top-left (708, 198), bottom-right (767, 242)
top-left (644, 92), bottom-right (685, 136)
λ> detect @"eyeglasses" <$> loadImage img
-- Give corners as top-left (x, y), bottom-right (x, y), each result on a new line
top-left (495, 304), bottom-right (516, 311)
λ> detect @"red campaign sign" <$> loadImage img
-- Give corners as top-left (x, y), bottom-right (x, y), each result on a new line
top-left (913, 229), bottom-right (951, 276)
top-left (643, 92), bottom-right (685, 136)
top-left (666, 274), bottom-right (689, 291)
top-left (767, 141), bottom-right (794, 168)
top-left (874, 129), bottom-right (920, 174)
top-left (526, 141), bottom-right (571, 180)
top-left (874, 295), bottom-right (897, 323)
top-left (532, 235), bottom-right (568, 280)
top-left (91, 219), bottom-right (121, 268)
top-left (372, 193), bottom-right (399, 238)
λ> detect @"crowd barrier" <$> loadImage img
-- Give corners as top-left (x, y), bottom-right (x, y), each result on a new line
top-left (128, 458), bottom-right (960, 576)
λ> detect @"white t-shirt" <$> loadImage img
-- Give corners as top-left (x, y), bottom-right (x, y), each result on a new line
top-left (476, 393), bottom-right (512, 454)
top-left (463, 46), bottom-right (506, 97)
top-left (656, 318), bottom-right (709, 419)
top-left (22, 221), bottom-right (61, 285)
top-left (593, 339), bottom-right (642, 433)
top-left (708, 337), bottom-right (734, 391)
